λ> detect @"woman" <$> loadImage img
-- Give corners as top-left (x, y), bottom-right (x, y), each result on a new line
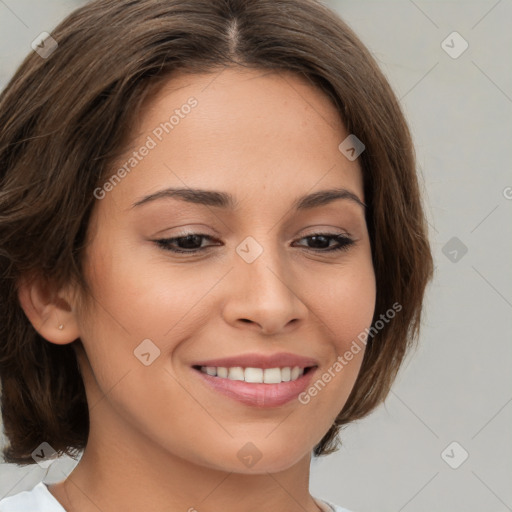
top-left (0, 1), bottom-right (434, 510)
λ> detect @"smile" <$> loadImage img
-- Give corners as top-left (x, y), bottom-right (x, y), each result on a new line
top-left (192, 365), bottom-right (317, 407)
top-left (197, 365), bottom-right (309, 384)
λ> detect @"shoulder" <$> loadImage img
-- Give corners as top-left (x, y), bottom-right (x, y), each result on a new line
top-left (314, 495), bottom-right (356, 512)
top-left (0, 482), bottom-right (66, 512)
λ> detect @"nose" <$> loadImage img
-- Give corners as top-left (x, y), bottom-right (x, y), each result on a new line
top-left (221, 239), bottom-right (309, 336)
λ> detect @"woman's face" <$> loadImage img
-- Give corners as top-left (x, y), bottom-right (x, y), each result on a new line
top-left (74, 67), bottom-right (376, 473)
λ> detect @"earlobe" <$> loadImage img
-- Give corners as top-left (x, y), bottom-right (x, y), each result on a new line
top-left (16, 273), bottom-right (80, 345)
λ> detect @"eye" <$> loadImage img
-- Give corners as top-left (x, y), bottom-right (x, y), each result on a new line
top-left (153, 232), bottom-right (355, 255)
top-left (293, 233), bottom-right (355, 253)
top-left (154, 233), bottom-right (219, 254)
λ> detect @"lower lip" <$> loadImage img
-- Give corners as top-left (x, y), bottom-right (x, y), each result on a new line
top-left (192, 367), bottom-right (317, 408)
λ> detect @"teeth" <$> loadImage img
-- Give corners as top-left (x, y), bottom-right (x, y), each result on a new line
top-left (217, 367), bottom-right (228, 378)
top-left (245, 367), bottom-right (263, 383)
top-left (228, 367), bottom-right (244, 381)
top-left (263, 368), bottom-right (281, 384)
top-left (199, 365), bottom-right (306, 383)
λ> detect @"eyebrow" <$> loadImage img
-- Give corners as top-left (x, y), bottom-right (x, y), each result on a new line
top-left (131, 187), bottom-right (367, 210)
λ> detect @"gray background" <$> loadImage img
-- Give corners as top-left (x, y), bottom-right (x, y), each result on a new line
top-left (1, 1), bottom-right (511, 511)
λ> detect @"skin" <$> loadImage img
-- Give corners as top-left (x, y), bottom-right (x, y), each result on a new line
top-left (19, 67), bottom-right (376, 512)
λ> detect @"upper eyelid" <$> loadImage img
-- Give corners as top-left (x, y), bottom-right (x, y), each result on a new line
top-left (156, 231), bottom-right (352, 241)
top-left (158, 223), bottom-right (353, 237)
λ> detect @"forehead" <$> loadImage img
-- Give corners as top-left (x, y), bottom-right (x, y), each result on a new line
top-left (103, 67), bottom-right (364, 215)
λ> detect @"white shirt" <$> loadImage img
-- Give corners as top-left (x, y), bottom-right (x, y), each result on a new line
top-left (0, 482), bottom-right (354, 512)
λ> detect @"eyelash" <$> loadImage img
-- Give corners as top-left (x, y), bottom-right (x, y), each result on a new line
top-left (154, 232), bottom-right (355, 255)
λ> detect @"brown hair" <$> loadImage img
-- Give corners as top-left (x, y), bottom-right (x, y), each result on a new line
top-left (0, 0), bottom-right (434, 464)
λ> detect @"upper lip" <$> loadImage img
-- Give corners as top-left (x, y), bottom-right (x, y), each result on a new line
top-left (192, 352), bottom-right (318, 369)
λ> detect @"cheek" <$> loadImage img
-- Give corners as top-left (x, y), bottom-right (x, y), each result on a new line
top-left (75, 237), bottom-right (220, 388)
top-left (335, 270), bottom-right (376, 348)
top-left (79, 233), bottom-right (185, 336)
top-left (312, 255), bottom-right (376, 348)
top-left (299, 256), bottom-right (376, 406)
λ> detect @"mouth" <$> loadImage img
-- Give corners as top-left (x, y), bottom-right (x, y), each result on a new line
top-left (191, 364), bottom-right (318, 408)
top-left (192, 365), bottom-right (315, 383)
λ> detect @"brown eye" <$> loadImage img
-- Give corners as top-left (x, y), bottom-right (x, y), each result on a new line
top-left (154, 233), bottom-right (219, 254)
top-left (293, 233), bottom-right (355, 253)
top-left (153, 232), bottom-right (355, 256)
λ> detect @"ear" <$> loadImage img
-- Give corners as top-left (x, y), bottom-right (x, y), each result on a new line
top-left (17, 272), bottom-right (81, 345)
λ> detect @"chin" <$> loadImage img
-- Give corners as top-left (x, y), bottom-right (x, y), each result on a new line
top-left (202, 440), bottom-right (311, 475)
